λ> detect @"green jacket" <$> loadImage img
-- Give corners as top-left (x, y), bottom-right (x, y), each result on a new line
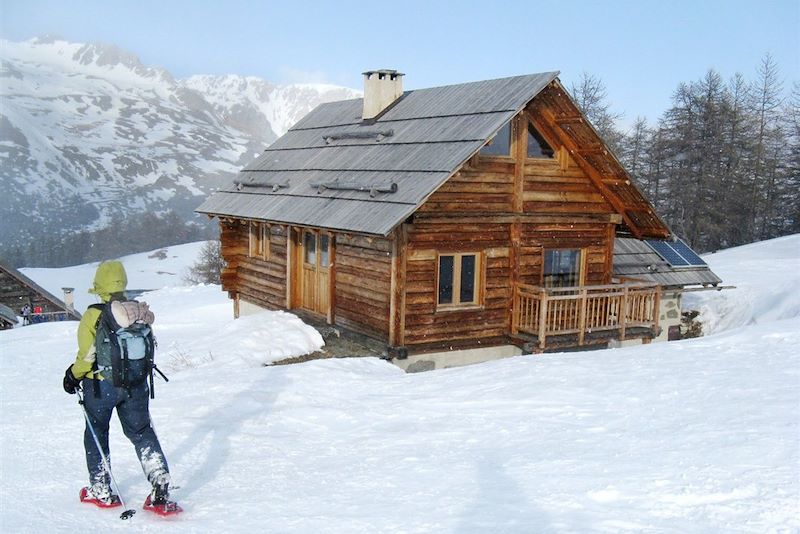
top-left (70, 261), bottom-right (128, 379)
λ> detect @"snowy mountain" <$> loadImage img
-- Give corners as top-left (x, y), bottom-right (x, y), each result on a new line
top-left (0, 36), bottom-right (360, 249)
top-left (3, 236), bottom-right (798, 532)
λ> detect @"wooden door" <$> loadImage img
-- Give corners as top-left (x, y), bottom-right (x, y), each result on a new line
top-left (299, 230), bottom-right (331, 315)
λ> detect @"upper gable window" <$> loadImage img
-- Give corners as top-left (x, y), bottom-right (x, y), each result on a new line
top-left (527, 123), bottom-right (555, 158)
top-left (480, 122), bottom-right (512, 156)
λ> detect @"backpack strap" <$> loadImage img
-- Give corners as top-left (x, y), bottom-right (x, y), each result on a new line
top-left (88, 304), bottom-right (106, 398)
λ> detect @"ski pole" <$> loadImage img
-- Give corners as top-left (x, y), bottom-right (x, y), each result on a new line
top-left (77, 389), bottom-right (136, 520)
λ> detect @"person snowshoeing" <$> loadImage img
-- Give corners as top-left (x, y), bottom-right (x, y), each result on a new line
top-left (62, 260), bottom-right (178, 514)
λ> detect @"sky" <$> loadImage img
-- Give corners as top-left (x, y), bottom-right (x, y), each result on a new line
top-left (1, 0), bottom-right (798, 127)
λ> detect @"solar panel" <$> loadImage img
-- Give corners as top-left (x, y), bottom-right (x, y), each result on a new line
top-left (646, 240), bottom-right (689, 266)
top-left (670, 239), bottom-right (707, 266)
top-left (645, 239), bottom-right (707, 267)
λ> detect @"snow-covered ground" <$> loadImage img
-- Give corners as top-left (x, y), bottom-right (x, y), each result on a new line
top-left (2, 237), bottom-right (798, 533)
top-left (683, 234), bottom-right (800, 335)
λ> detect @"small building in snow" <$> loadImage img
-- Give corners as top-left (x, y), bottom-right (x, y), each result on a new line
top-left (0, 260), bottom-right (82, 324)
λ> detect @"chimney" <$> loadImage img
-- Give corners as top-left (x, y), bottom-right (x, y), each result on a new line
top-left (62, 287), bottom-right (75, 314)
top-left (362, 69), bottom-right (404, 120)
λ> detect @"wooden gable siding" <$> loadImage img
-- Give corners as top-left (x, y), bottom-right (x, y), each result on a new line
top-left (219, 220), bottom-right (289, 311)
top-left (529, 82), bottom-right (668, 238)
top-left (400, 111), bottom-right (618, 349)
top-left (334, 234), bottom-right (392, 338)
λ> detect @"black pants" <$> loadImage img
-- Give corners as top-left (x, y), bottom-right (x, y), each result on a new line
top-left (81, 378), bottom-right (169, 488)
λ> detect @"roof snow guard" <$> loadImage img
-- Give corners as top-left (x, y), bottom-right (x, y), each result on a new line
top-left (197, 71), bottom-right (670, 239)
top-left (197, 72), bottom-right (559, 235)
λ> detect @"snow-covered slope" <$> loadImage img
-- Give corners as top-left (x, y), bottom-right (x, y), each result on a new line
top-left (183, 75), bottom-right (359, 139)
top-left (684, 233), bottom-right (800, 335)
top-left (0, 37), bottom-right (360, 248)
top-left (1, 237), bottom-right (797, 532)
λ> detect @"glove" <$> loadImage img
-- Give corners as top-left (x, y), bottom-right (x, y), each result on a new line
top-left (63, 365), bottom-right (81, 394)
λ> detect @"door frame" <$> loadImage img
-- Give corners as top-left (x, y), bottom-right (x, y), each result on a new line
top-left (289, 227), bottom-right (334, 323)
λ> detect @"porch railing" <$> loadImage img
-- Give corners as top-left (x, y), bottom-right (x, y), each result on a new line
top-left (512, 282), bottom-right (661, 349)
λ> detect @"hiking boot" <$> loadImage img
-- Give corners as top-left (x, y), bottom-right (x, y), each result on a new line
top-left (80, 483), bottom-right (121, 508)
top-left (149, 481), bottom-right (170, 505)
top-left (148, 471), bottom-right (171, 505)
top-left (144, 479), bottom-right (182, 515)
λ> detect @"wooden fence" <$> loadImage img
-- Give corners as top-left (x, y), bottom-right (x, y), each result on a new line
top-left (512, 282), bottom-right (661, 349)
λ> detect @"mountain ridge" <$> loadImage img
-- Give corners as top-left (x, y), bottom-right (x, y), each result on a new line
top-left (0, 37), bottom-right (361, 251)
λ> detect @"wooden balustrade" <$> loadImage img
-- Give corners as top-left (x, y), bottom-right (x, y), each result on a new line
top-left (512, 282), bottom-right (660, 349)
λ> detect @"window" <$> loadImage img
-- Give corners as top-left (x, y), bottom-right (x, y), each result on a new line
top-left (249, 222), bottom-right (269, 259)
top-left (303, 231), bottom-right (316, 265)
top-left (438, 253), bottom-right (482, 308)
top-left (543, 249), bottom-right (583, 288)
top-left (304, 231), bottom-right (330, 267)
top-left (319, 234), bottom-right (330, 267)
top-left (480, 122), bottom-right (512, 156)
top-left (527, 123), bottom-right (555, 158)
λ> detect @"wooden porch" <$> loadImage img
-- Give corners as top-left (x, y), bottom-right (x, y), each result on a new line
top-left (512, 282), bottom-right (661, 351)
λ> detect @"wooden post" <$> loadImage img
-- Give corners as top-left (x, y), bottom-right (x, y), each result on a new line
top-left (620, 286), bottom-right (629, 340)
top-left (389, 229), bottom-right (399, 345)
top-left (509, 221), bottom-right (521, 334)
top-left (511, 288), bottom-right (519, 335)
top-left (327, 232), bottom-right (336, 325)
top-left (652, 285), bottom-right (661, 337)
top-left (538, 289), bottom-right (548, 350)
top-left (578, 287), bottom-right (588, 346)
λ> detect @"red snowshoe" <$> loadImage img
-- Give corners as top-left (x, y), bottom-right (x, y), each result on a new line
top-left (143, 494), bottom-right (183, 516)
top-left (79, 486), bottom-right (122, 508)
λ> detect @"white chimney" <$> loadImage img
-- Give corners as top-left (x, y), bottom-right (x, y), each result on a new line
top-left (62, 287), bottom-right (75, 313)
top-left (362, 69), bottom-right (404, 120)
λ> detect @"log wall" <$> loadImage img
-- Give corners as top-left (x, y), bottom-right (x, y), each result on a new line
top-left (334, 234), bottom-right (393, 338)
top-left (402, 112), bottom-right (618, 349)
top-left (220, 220), bottom-right (288, 311)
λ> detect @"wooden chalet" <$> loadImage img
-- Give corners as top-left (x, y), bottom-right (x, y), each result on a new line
top-left (0, 260), bottom-right (81, 324)
top-left (198, 70), bottom-right (683, 369)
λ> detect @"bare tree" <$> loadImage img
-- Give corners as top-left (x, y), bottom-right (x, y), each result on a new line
top-left (569, 72), bottom-right (625, 155)
top-left (184, 240), bottom-right (224, 285)
top-left (750, 54), bottom-right (785, 239)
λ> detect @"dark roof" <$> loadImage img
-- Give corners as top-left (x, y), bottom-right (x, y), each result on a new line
top-left (0, 303), bottom-right (18, 325)
top-left (0, 260), bottom-right (82, 320)
top-left (613, 238), bottom-right (722, 288)
top-left (197, 72), bottom-right (559, 235)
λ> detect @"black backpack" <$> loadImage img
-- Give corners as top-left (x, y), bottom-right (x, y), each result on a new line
top-left (90, 300), bottom-right (167, 398)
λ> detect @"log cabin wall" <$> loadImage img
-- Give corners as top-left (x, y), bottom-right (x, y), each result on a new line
top-left (219, 220), bottom-right (289, 311)
top-left (334, 234), bottom-right (393, 339)
top-left (402, 110), bottom-right (618, 350)
top-left (520, 153), bottom-right (617, 287)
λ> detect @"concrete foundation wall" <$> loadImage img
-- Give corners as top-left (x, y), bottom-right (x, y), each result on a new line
top-left (238, 297), bottom-right (269, 317)
top-left (392, 345), bottom-right (524, 372)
